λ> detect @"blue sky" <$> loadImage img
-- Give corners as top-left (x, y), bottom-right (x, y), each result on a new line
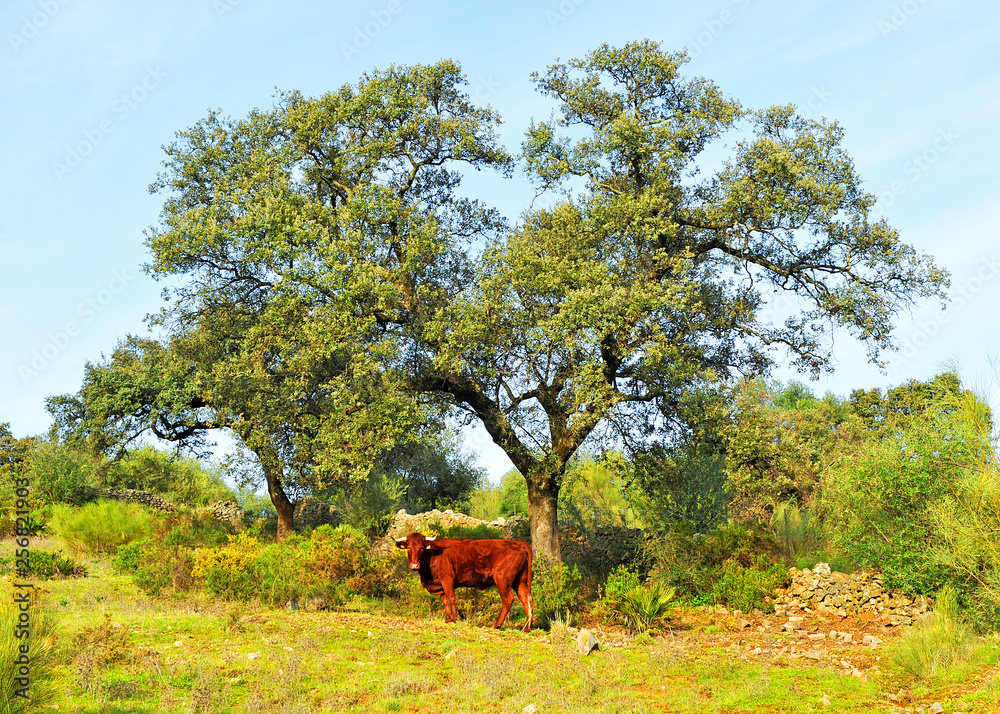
top-left (1, 0), bottom-right (998, 480)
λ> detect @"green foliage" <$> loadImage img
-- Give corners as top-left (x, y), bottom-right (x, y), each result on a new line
top-left (609, 582), bottom-right (675, 634)
top-left (433, 523), bottom-right (505, 540)
top-left (0, 587), bottom-right (59, 712)
top-left (377, 427), bottom-right (487, 513)
top-left (884, 585), bottom-right (977, 681)
top-left (113, 511), bottom-right (235, 595)
top-left (48, 500), bottom-right (157, 556)
top-left (559, 456), bottom-right (644, 532)
top-left (602, 565), bottom-right (675, 633)
top-left (322, 471), bottom-right (405, 538)
top-left (629, 442), bottom-right (729, 533)
top-left (648, 524), bottom-right (785, 611)
top-left (23, 441), bottom-right (101, 505)
top-left (770, 501), bottom-right (826, 564)
top-left (821, 412), bottom-right (966, 595)
top-left (711, 552), bottom-right (786, 614)
top-left (532, 558), bottom-right (582, 628)
top-left (104, 447), bottom-right (235, 506)
top-left (604, 565), bottom-right (644, 601)
top-left (14, 549), bottom-right (84, 578)
top-left (724, 379), bottom-right (857, 525)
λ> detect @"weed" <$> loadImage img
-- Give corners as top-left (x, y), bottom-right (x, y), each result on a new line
top-left (885, 585), bottom-right (978, 681)
top-left (49, 500), bottom-right (156, 555)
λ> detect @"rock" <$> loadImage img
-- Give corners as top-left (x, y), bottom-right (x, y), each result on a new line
top-left (738, 619), bottom-right (751, 629)
top-left (803, 649), bottom-right (824, 660)
top-left (286, 598), bottom-right (298, 611)
top-left (523, 706), bottom-right (538, 714)
top-left (928, 704), bottom-right (944, 714)
top-left (576, 629), bottom-right (600, 655)
top-left (808, 633), bottom-right (826, 641)
top-left (819, 696), bottom-right (831, 706)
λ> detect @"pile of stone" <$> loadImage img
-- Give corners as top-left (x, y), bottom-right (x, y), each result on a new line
top-left (293, 496), bottom-right (341, 529)
top-left (103, 489), bottom-right (176, 513)
top-left (772, 563), bottom-right (932, 626)
top-left (375, 508), bottom-right (525, 553)
top-left (209, 500), bottom-right (246, 529)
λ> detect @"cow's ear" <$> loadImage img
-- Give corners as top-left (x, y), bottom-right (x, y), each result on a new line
top-left (394, 537), bottom-right (408, 550)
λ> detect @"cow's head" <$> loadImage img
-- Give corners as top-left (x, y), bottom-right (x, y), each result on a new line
top-left (394, 532), bottom-right (440, 570)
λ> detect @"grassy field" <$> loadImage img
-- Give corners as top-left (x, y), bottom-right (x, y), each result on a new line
top-left (6, 544), bottom-right (1000, 713)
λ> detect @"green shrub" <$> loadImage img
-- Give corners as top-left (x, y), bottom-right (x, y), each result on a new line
top-left (533, 557), bottom-right (582, 627)
top-left (711, 552), bottom-right (786, 613)
top-left (604, 565), bottom-right (643, 601)
top-left (648, 524), bottom-right (786, 610)
top-left (0, 587), bottom-right (59, 713)
top-left (885, 585), bottom-right (977, 681)
top-left (23, 442), bottom-right (102, 505)
top-left (770, 501), bottom-right (824, 562)
top-left (48, 500), bottom-right (157, 555)
top-left (432, 522), bottom-right (505, 540)
top-left (611, 583), bottom-right (675, 633)
top-left (17, 549), bottom-right (84, 578)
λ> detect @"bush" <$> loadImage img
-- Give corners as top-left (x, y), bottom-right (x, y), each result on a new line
top-left (648, 524), bottom-right (786, 611)
top-left (821, 415), bottom-right (963, 595)
top-left (112, 511), bottom-right (235, 595)
top-left (0, 584), bottom-right (59, 712)
top-left (23, 442), bottom-right (101, 505)
top-left (48, 500), bottom-right (156, 555)
top-left (885, 585), bottom-right (977, 681)
top-left (711, 551), bottom-right (785, 613)
top-left (532, 557), bottom-right (582, 628)
top-left (602, 566), bottom-right (674, 633)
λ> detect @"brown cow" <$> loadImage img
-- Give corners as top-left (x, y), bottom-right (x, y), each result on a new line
top-left (395, 532), bottom-right (534, 633)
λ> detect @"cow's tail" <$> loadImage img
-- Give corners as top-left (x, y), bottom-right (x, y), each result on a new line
top-left (523, 543), bottom-right (534, 632)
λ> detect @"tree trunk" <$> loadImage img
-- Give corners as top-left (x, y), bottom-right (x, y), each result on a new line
top-left (526, 473), bottom-right (561, 562)
top-left (269, 477), bottom-right (295, 542)
top-left (258, 448), bottom-right (294, 541)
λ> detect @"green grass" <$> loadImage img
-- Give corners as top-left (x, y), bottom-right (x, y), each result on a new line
top-left (11, 545), bottom-right (1000, 713)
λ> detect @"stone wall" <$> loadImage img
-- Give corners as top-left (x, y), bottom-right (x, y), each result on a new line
top-left (561, 524), bottom-right (648, 576)
top-left (772, 563), bottom-right (932, 626)
top-left (210, 500), bottom-right (246, 529)
top-left (103, 488), bottom-right (176, 513)
top-left (293, 496), bottom-right (342, 529)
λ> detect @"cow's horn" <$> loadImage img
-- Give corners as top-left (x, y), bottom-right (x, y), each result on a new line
top-left (425, 535), bottom-right (437, 542)
top-left (394, 537), bottom-right (407, 544)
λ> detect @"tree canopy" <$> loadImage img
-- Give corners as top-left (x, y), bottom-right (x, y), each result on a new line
top-left (53, 40), bottom-right (948, 558)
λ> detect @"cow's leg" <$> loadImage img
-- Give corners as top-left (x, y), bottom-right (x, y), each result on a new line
top-left (493, 582), bottom-right (515, 629)
top-left (441, 580), bottom-right (458, 623)
top-left (515, 576), bottom-right (533, 633)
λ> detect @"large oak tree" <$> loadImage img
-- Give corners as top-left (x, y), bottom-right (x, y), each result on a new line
top-left (64, 42), bottom-right (946, 559)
